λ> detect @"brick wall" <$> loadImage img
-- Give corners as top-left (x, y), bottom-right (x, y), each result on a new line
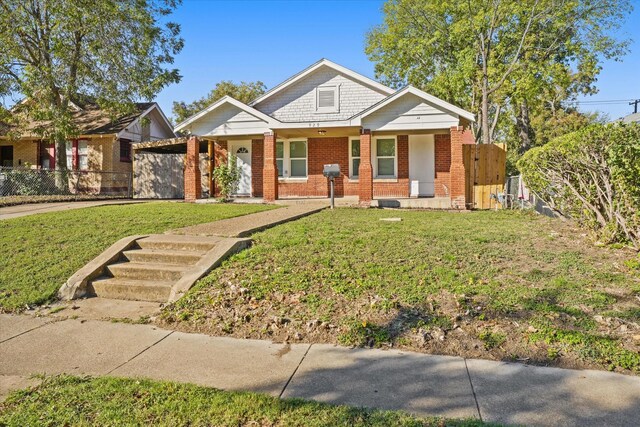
top-left (263, 133), bottom-right (278, 202)
top-left (251, 139), bottom-right (263, 197)
top-left (434, 133), bottom-right (451, 197)
top-left (0, 140), bottom-right (38, 167)
top-left (449, 126), bottom-right (466, 209)
top-left (184, 136), bottom-right (201, 202)
top-left (372, 134), bottom-right (409, 198)
top-left (278, 137), bottom-right (359, 198)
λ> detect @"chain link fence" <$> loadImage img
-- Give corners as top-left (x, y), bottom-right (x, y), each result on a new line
top-left (505, 174), bottom-right (560, 217)
top-left (0, 167), bottom-right (132, 198)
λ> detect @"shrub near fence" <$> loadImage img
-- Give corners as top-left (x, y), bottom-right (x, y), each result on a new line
top-left (0, 167), bottom-right (132, 198)
top-left (518, 122), bottom-right (640, 250)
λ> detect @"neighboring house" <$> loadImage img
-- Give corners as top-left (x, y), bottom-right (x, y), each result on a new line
top-left (169, 59), bottom-right (476, 208)
top-left (0, 100), bottom-right (175, 173)
top-left (620, 112), bottom-right (640, 124)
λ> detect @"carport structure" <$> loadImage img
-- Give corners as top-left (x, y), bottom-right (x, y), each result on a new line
top-left (132, 136), bottom-right (214, 201)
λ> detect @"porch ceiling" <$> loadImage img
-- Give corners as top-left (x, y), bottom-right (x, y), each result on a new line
top-left (275, 126), bottom-right (361, 139)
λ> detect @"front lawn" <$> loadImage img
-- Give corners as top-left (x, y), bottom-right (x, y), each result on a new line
top-left (161, 209), bottom-right (640, 374)
top-left (0, 202), bottom-right (275, 312)
top-left (0, 375), bottom-right (489, 426)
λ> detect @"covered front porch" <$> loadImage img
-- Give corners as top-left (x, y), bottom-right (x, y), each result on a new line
top-left (133, 124), bottom-right (472, 210)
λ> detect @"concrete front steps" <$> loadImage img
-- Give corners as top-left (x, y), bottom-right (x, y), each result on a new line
top-left (59, 234), bottom-right (250, 303)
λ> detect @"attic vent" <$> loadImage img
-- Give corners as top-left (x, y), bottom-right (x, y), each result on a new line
top-left (316, 85), bottom-right (339, 113)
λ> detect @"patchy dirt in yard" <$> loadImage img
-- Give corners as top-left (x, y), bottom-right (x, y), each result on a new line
top-left (158, 285), bottom-right (639, 374)
top-left (156, 210), bottom-right (640, 375)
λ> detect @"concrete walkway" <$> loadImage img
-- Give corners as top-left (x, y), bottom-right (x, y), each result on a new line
top-left (1, 314), bottom-right (638, 426)
top-left (170, 202), bottom-right (327, 237)
top-left (0, 199), bottom-right (146, 220)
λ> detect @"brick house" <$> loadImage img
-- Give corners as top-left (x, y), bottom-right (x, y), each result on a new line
top-left (175, 59), bottom-right (475, 208)
top-left (0, 100), bottom-right (175, 174)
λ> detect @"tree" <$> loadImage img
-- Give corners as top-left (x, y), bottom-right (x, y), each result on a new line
top-left (172, 80), bottom-right (267, 124)
top-left (365, 0), bottom-right (631, 145)
top-left (518, 123), bottom-right (640, 249)
top-left (0, 0), bottom-right (183, 172)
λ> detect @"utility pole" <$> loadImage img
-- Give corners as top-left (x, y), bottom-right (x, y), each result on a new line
top-left (630, 99), bottom-right (640, 114)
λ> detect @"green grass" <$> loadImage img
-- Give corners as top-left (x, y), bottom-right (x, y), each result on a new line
top-left (0, 375), bottom-right (493, 427)
top-left (0, 202), bottom-right (274, 312)
top-left (162, 209), bottom-right (640, 373)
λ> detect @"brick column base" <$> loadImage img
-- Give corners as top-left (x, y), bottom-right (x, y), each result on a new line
top-left (263, 132), bottom-right (278, 202)
top-left (449, 126), bottom-right (466, 209)
top-left (358, 129), bottom-right (373, 206)
top-left (185, 136), bottom-right (201, 202)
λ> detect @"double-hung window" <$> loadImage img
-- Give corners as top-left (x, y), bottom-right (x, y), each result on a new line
top-left (64, 140), bottom-right (89, 170)
top-left (349, 138), bottom-right (360, 179)
top-left (77, 140), bottom-right (88, 170)
top-left (276, 140), bottom-right (308, 178)
top-left (375, 138), bottom-right (396, 177)
top-left (276, 141), bottom-right (284, 177)
top-left (66, 141), bottom-right (74, 169)
top-left (289, 140), bottom-right (307, 177)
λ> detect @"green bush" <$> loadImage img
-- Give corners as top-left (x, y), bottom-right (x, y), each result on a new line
top-left (518, 123), bottom-right (640, 249)
top-left (212, 154), bottom-right (241, 200)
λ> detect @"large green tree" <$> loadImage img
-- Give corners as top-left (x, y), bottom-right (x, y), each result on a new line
top-left (172, 80), bottom-right (267, 124)
top-left (0, 0), bottom-right (183, 171)
top-left (366, 0), bottom-right (631, 145)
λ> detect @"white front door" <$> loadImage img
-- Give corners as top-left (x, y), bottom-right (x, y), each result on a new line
top-left (409, 135), bottom-right (435, 197)
top-left (231, 142), bottom-right (252, 195)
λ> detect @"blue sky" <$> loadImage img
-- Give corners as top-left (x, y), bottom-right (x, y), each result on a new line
top-left (156, 0), bottom-right (640, 121)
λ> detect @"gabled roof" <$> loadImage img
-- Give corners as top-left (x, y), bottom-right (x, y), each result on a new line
top-left (1, 100), bottom-right (173, 137)
top-left (620, 112), bottom-right (640, 124)
top-left (354, 86), bottom-right (476, 123)
top-left (174, 95), bottom-right (280, 133)
top-left (249, 58), bottom-right (395, 107)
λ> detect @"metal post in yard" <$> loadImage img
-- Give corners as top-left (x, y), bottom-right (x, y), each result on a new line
top-left (127, 171), bottom-right (133, 198)
top-left (330, 177), bottom-right (335, 210)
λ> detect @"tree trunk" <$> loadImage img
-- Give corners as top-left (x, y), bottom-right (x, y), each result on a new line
top-left (53, 134), bottom-right (68, 192)
top-left (481, 83), bottom-right (490, 144)
top-left (515, 100), bottom-right (535, 155)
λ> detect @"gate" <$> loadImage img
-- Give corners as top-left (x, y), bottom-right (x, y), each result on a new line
top-left (133, 152), bottom-right (210, 199)
top-left (463, 143), bottom-right (506, 209)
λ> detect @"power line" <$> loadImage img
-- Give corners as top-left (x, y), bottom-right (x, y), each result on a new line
top-left (573, 99), bottom-right (638, 105)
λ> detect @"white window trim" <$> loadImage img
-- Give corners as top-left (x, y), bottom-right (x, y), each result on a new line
top-left (348, 137), bottom-right (361, 180)
top-left (372, 136), bottom-right (398, 179)
top-left (277, 139), bottom-right (308, 181)
top-left (315, 84), bottom-right (340, 114)
top-left (77, 140), bottom-right (89, 171)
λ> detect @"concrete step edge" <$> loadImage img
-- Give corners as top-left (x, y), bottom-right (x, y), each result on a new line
top-left (107, 262), bottom-right (190, 272)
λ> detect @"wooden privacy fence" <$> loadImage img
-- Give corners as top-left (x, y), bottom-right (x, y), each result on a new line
top-left (463, 143), bottom-right (506, 209)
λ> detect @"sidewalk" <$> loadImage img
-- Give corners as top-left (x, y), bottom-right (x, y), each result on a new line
top-left (1, 314), bottom-right (638, 426)
top-left (0, 199), bottom-right (146, 220)
top-left (170, 202), bottom-right (327, 237)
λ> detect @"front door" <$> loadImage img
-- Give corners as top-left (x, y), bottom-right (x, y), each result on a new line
top-left (409, 135), bottom-right (435, 197)
top-left (232, 142), bottom-right (252, 196)
top-left (0, 146), bottom-right (13, 167)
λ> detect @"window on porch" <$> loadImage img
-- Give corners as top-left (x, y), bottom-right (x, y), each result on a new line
top-left (276, 140), bottom-right (307, 178)
top-left (375, 137), bottom-right (396, 178)
top-left (349, 138), bottom-right (360, 179)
